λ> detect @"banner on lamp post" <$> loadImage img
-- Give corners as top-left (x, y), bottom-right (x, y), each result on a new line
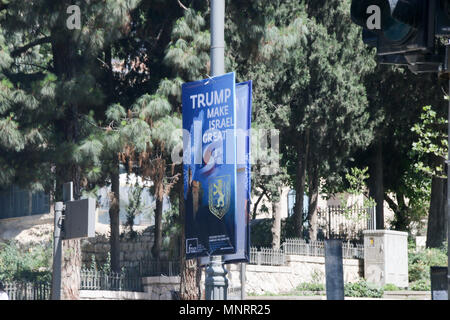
top-left (223, 80), bottom-right (252, 264)
top-left (182, 72), bottom-right (238, 259)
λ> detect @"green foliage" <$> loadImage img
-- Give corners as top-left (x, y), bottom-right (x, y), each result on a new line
top-left (0, 241), bottom-right (52, 282)
top-left (0, 0), bottom-right (142, 195)
top-left (87, 252), bottom-right (121, 273)
top-left (295, 282), bottom-right (325, 293)
top-left (411, 105), bottom-right (447, 178)
top-left (124, 182), bottom-right (145, 239)
top-left (344, 280), bottom-right (384, 298)
top-left (382, 283), bottom-right (400, 291)
top-left (408, 244), bottom-right (448, 290)
top-left (292, 279), bottom-right (384, 298)
top-left (161, 198), bottom-right (181, 260)
top-left (409, 278), bottom-right (430, 291)
top-left (335, 167), bottom-right (375, 223)
top-left (250, 215), bottom-right (300, 248)
top-left (250, 219), bottom-right (273, 249)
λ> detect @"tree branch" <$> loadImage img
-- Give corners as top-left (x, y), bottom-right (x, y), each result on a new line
top-left (252, 189), bottom-right (267, 220)
top-left (11, 36), bottom-right (51, 57)
top-left (384, 193), bottom-right (399, 214)
top-left (177, 0), bottom-right (188, 10)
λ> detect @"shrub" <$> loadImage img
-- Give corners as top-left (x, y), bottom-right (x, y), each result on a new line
top-left (250, 215), bottom-right (308, 248)
top-left (344, 280), bottom-right (384, 298)
top-left (0, 240), bottom-right (52, 282)
top-left (408, 243), bottom-right (447, 291)
top-left (250, 219), bottom-right (273, 248)
top-left (295, 282), bottom-right (325, 292)
top-left (409, 278), bottom-right (430, 291)
top-left (383, 283), bottom-right (400, 291)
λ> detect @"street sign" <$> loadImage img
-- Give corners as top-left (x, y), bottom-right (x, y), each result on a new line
top-left (182, 72), bottom-right (238, 259)
top-left (64, 198), bottom-right (96, 240)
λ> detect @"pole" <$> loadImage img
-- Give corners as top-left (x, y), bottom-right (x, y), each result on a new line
top-left (205, 257), bottom-right (228, 300)
top-left (447, 59), bottom-right (450, 301)
top-left (240, 263), bottom-right (246, 300)
top-left (210, 0), bottom-right (225, 76)
top-left (51, 201), bottom-right (63, 300)
top-left (205, 0), bottom-right (228, 301)
top-left (445, 41), bottom-right (450, 301)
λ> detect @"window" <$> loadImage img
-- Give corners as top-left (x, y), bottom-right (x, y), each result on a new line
top-left (287, 190), bottom-right (309, 218)
top-left (0, 185), bottom-right (50, 220)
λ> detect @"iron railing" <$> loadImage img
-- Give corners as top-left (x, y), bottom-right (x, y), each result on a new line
top-left (249, 247), bottom-right (286, 266)
top-left (249, 238), bottom-right (364, 266)
top-left (282, 238), bottom-right (364, 259)
top-left (3, 281), bottom-right (51, 300)
top-left (126, 259), bottom-right (181, 277)
top-left (80, 269), bottom-right (143, 292)
top-left (316, 206), bottom-right (376, 241)
top-left (80, 259), bottom-right (181, 292)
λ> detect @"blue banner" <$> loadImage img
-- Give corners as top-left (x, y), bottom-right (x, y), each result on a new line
top-left (223, 81), bottom-right (252, 264)
top-left (182, 72), bottom-right (238, 259)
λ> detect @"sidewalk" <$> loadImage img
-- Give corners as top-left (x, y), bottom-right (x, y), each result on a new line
top-left (246, 291), bottom-right (431, 300)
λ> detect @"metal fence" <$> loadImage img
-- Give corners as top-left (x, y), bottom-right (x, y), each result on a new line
top-left (80, 269), bottom-right (143, 292)
top-left (316, 206), bottom-right (375, 241)
top-left (249, 247), bottom-right (286, 266)
top-left (80, 259), bottom-right (180, 292)
top-left (3, 281), bottom-right (51, 300)
top-left (249, 238), bottom-right (364, 266)
top-left (282, 238), bottom-right (364, 259)
top-left (227, 285), bottom-right (242, 300)
top-left (127, 259), bottom-right (181, 277)
top-left (282, 239), bottom-right (324, 257)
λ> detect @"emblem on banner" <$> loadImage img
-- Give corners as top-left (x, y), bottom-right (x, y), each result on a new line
top-left (208, 175), bottom-right (231, 219)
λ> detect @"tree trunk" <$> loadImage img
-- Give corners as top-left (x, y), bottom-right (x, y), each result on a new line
top-left (369, 141), bottom-right (384, 229)
top-left (293, 132), bottom-right (309, 238)
top-left (179, 171), bottom-right (200, 300)
top-left (307, 164), bottom-right (319, 241)
top-left (109, 164), bottom-right (121, 273)
top-left (152, 195), bottom-right (164, 261)
top-left (394, 193), bottom-right (409, 231)
top-left (51, 25), bottom-right (82, 300)
top-left (271, 188), bottom-right (282, 249)
top-left (426, 172), bottom-right (447, 248)
top-left (61, 239), bottom-right (81, 300)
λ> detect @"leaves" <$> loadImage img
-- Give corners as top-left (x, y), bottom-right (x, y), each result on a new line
top-left (106, 103), bottom-right (126, 122)
top-left (411, 105), bottom-right (448, 178)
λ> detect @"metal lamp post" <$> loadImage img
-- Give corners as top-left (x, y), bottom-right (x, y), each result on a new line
top-left (204, 0), bottom-right (229, 301)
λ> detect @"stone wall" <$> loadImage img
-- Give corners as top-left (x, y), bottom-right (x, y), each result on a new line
top-left (81, 231), bottom-right (156, 268)
top-left (0, 213), bottom-right (53, 244)
top-left (80, 290), bottom-right (152, 300)
top-left (142, 276), bottom-right (180, 300)
top-left (80, 276), bottom-right (180, 300)
top-left (80, 255), bottom-right (363, 299)
top-left (226, 255), bottom-right (364, 295)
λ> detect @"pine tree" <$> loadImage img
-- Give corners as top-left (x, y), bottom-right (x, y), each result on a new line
top-left (101, 5), bottom-right (210, 299)
top-left (0, 0), bottom-right (139, 299)
top-left (228, 0), bottom-right (376, 240)
top-left (355, 64), bottom-right (446, 242)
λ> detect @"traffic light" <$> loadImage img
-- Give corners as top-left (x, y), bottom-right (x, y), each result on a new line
top-left (378, 51), bottom-right (443, 74)
top-left (351, 0), bottom-right (436, 56)
top-left (436, 0), bottom-right (450, 36)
